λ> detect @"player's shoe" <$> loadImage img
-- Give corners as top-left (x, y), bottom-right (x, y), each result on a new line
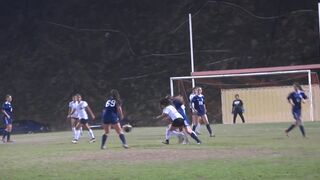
top-left (162, 139), bottom-right (169, 145)
top-left (210, 133), bottom-right (215, 137)
top-left (72, 139), bottom-right (78, 144)
top-left (284, 130), bottom-right (289, 137)
top-left (89, 138), bottom-right (96, 143)
top-left (101, 145), bottom-right (107, 150)
top-left (122, 144), bottom-right (129, 149)
top-left (197, 141), bottom-right (202, 145)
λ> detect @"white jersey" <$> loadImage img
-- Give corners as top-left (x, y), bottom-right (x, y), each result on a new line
top-left (163, 105), bottom-right (183, 121)
top-left (69, 101), bottom-right (78, 118)
top-left (189, 93), bottom-right (196, 110)
top-left (77, 101), bottom-right (89, 119)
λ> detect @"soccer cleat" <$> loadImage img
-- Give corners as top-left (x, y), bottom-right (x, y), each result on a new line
top-left (101, 145), bottom-right (107, 150)
top-left (89, 138), bottom-right (96, 143)
top-left (72, 139), bottom-right (78, 144)
top-left (162, 139), bottom-right (169, 145)
top-left (210, 133), bottom-right (215, 137)
top-left (122, 144), bottom-right (129, 149)
top-left (197, 141), bottom-right (202, 145)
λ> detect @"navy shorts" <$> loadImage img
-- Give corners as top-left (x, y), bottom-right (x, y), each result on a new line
top-left (292, 108), bottom-right (301, 120)
top-left (102, 118), bottom-right (119, 125)
top-left (80, 119), bottom-right (89, 124)
top-left (3, 117), bottom-right (12, 125)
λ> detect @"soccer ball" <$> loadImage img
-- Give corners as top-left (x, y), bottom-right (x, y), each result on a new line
top-left (122, 124), bottom-right (133, 133)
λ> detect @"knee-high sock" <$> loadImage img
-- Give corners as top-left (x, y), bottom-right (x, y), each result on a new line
top-left (286, 124), bottom-right (295, 133)
top-left (299, 125), bottom-right (306, 137)
top-left (119, 134), bottom-right (126, 145)
top-left (206, 124), bottom-right (213, 135)
top-left (192, 125), bottom-right (197, 132)
top-left (88, 129), bottom-right (95, 139)
top-left (165, 128), bottom-right (170, 140)
top-left (72, 127), bottom-right (76, 139)
top-left (6, 132), bottom-right (10, 141)
top-left (2, 130), bottom-right (7, 140)
top-left (101, 134), bottom-right (107, 147)
top-left (190, 132), bottom-right (201, 143)
top-left (75, 130), bottom-right (81, 140)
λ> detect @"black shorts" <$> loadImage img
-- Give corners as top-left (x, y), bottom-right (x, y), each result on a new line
top-left (172, 118), bottom-right (185, 127)
top-left (80, 119), bottom-right (88, 124)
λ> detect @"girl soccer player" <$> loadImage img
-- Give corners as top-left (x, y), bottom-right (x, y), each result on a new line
top-left (189, 87), bottom-right (201, 134)
top-left (156, 98), bottom-right (201, 144)
top-left (72, 94), bottom-right (96, 143)
top-left (2, 95), bottom-right (13, 143)
top-left (101, 89), bottom-right (129, 149)
top-left (67, 95), bottom-right (79, 140)
top-left (285, 83), bottom-right (308, 138)
top-left (191, 87), bottom-right (215, 137)
top-left (232, 94), bottom-right (245, 124)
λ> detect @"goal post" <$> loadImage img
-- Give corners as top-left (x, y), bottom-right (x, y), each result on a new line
top-left (170, 69), bottom-right (319, 123)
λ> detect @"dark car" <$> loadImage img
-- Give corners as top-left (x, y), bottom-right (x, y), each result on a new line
top-left (0, 120), bottom-right (50, 135)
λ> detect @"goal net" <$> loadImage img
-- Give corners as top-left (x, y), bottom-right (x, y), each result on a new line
top-left (170, 70), bottom-right (320, 124)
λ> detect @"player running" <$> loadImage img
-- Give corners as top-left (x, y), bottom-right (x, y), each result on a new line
top-left (156, 98), bottom-right (201, 144)
top-left (72, 94), bottom-right (96, 144)
top-left (285, 83), bottom-right (308, 138)
top-left (2, 95), bottom-right (13, 143)
top-left (191, 87), bottom-right (215, 137)
top-left (101, 89), bottom-right (129, 149)
top-left (67, 95), bottom-right (79, 140)
top-left (232, 94), bottom-right (245, 124)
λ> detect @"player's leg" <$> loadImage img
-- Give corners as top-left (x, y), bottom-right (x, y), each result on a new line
top-left (192, 114), bottom-right (199, 132)
top-left (84, 122), bottom-right (95, 142)
top-left (6, 123), bottom-right (12, 142)
top-left (238, 112), bottom-right (245, 123)
top-left (201, 114), bottom-right (214, 137)
top-left (2, 118), bottom-right (9, 143)
top-left (195, 116), bottom-right (202, 134)
top-left (184, 126), bottom-right (201, 144)
top-left (70, 118), bottom-right (76, 140)
top-left (101, 124), bottom-right (111, 149)
top-left (233, 112), bottom-right (237, 124)
top-left (295, 110), bottom-right (306, 137)
top-left (113, 122), bottom-right (129, 148)
top-left (73, 120), bottom-right (83, 143)
top-left (285, 110), bottom-right (298, 136)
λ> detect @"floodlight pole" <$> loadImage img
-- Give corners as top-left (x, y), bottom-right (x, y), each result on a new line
top-left (189, 13), bottom-right (195, 88)
top-left (308, 70), bottom-right (314, 121)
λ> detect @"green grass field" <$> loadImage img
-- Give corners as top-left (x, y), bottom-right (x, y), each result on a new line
top-left (1, 122), bottom-right (320, 180)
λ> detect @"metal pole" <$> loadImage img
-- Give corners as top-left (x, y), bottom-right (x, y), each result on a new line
top-left (308, 70), bottom-right (314, 121)
top-left (189, 13), bottom-right (195, 87)
top-left (170, 78), bottom-right (174, 96)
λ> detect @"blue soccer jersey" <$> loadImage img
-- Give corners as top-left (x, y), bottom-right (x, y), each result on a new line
top-left (173, 99), bottom-right (190, 125)
top-left (103, 98), bottom-right (119, 123)
top-left (2, 102), bottom-right (13, 118)
top-left (192, 95), bottom-right (206, 116)
top-left (287, 91), bottom-right (308, 110)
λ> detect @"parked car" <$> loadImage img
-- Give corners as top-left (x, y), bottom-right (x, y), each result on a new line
top-left (0, 120), bottom-right (50, 135)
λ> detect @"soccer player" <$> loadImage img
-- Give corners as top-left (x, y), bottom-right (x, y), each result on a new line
top-left (171, 95), bottom-right (190, 144)
top-left (156, 98), bottom-right (201, 144)
top-left (72, 94), bottom-right (96, 143)
top-left (285, 83), bottom-right (308, 138)
top-left (191, 87), bottom-right (215, 137)
top-left (189, 87), bottom-right (201, 134)
top-left (67, 95), bottom-right (79, 140)
top-left (2, 95), bottom-right (13, 143)
top-left (101, 89), bottom-right (129, 149)
top-left (232, 94), bottom-right (245, 124)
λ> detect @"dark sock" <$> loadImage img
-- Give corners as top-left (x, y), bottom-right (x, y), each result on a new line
top-left (286, 124), bottom-right (295, 132)
top-left (192, 125), bottom-right (196, 132)
top-left (101, 134), bottom-right (107, 147)
top-left (299, 125), bottom-right (306, 137)
top-left (206, 124), bottom-right (213, 135)
top-left (190, 132), bottom-right (201, 143)
top-left (2, 130), bottom-right (7, 140)
top-left (7, 132), bottom-right (10, 141)
top-left (119, 134), bottom-right (126, 145)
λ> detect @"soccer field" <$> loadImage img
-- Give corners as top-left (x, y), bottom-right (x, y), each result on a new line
top-left (1, 122), bottom-right (320, 180)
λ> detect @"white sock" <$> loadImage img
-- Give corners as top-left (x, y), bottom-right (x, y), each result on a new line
top-left (75, 130), bottom-right (81, 140)
top-left (72, 127), bottom-right (76, 139)
top-left (171, 130), bottom-right (184, 137)
top-left (166, 129), bottom-right (173, 140)
top-left (88, 129), bottom-right (95, 139)
top-left (196, 123), bottom-right (201, 133)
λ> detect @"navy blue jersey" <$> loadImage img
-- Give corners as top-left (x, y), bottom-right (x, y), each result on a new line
top-left (103, 98), bottom-right (119, 121)
top-left (192, 95), bottom-right (206, 115)
top-left (2, 101), bottom-right (13, 118)
top-left (173, 99), bottom-right (190, 124)
top-left (287, 91), bottom-right (307, 110)
top-left (232, 99), bottom-right (244, 112)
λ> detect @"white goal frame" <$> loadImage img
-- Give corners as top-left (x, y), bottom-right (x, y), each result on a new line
top-left (170, 70), bottom-right (314, 122)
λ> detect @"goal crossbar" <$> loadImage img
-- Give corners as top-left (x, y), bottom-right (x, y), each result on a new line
top-left (170, 69), bottom-right (316, 121)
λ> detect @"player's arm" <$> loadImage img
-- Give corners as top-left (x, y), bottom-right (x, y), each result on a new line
top-left (287, 95), bottom-right (294, 106)
top-left (117, 105), bottom-right (124, 120)
top-left (86, 106), bottom-right (95, 120)
top-left (1, 109), bottom-right (10, 119)
top-left (67, 107), bottom-right (75, 118)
